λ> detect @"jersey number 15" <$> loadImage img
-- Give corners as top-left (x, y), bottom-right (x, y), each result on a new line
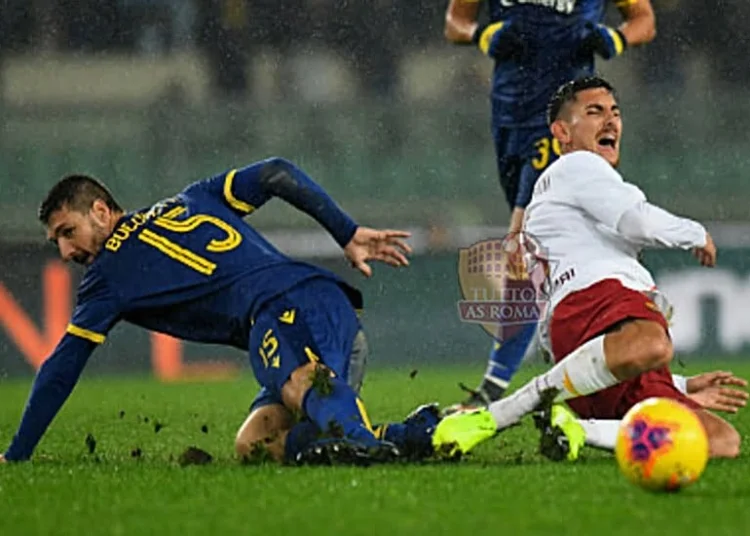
top-left (138, 207), bottom-right (242, 275)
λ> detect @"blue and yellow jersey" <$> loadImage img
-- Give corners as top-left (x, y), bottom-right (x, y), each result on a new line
top-left (4, 158), bottom-right (361, 461)
top-left (485, 0), bottom-right (628, 126)
top-left (70, 165), bottom-right (360, 350)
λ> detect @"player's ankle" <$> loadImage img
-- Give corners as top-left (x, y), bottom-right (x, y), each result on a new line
top-left (479, 378), bottom-right (506, 403)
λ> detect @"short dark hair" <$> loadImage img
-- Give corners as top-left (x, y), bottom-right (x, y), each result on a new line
top-left (38, 174), bottom-right (122, 225)
top-left (547, 76), bottom-right (617, 126)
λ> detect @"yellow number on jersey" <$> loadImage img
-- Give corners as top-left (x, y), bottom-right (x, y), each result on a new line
top-left (136, 206), bottom-right (242, 276)
top-left (531, 137), bottom-right (562, 171)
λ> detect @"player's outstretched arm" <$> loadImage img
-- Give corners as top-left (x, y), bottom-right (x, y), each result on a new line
top-left (617, 203), bottom-right (715, 266)
top-left (344, 227), bottom-right (412, 278)
top-left (216, 158), bottom-right (359, 248)
top-left (567, 153), bottom-right (708, 260)
top-left (3, 335), bottom-right (97, 461)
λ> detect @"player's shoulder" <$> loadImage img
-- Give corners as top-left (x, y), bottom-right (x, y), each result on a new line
top-left (77, 261), bottom-right (115, 301)
top-left (554, 150), bottom-right (612, 169)
top-left (548, 150), bottom-right (621, 180)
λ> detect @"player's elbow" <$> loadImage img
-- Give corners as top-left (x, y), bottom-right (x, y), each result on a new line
top-left (262, 157), bottom-right (296, 173)
top-left (257, 157), bottom-right (297, 192)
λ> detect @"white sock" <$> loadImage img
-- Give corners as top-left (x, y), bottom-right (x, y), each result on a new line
top-left (488, 335), bottom-right (619, 429)
top-left (579, 419), bottom-right (620, 451)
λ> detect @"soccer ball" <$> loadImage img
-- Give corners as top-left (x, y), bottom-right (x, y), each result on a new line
top-left (615, 397), bottom-right (708, 492)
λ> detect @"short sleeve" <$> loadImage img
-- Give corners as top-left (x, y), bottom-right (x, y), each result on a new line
top-left (67, 268), bottom-right (121, 344)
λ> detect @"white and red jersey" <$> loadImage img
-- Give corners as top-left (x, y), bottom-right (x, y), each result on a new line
top-left (523, 150), bottom-right (707, 313)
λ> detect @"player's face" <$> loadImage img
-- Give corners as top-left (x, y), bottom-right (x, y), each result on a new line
top-left (46, 200), bottom-right (116, 266)
top-left (556, 88), bottom-right (621, 166)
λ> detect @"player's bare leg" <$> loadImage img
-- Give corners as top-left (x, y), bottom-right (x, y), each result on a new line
top-left (434, 318), bottom-right (676, 456)
top-left (495, 318), bottom-right (672, 428)
top-left (235, 404), bottom-right (294, 463)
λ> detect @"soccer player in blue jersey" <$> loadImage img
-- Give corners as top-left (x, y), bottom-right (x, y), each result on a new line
top-left (444, 0), bottom-right (656, 407)
top-left (0, 158), bottom-right (439, 465)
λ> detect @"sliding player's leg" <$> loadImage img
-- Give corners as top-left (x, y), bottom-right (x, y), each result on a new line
top-left (248, 278), bottom-right (398, 465)
top-left (239, 292), bottom-right (438, 464)
top-left (433, 279), bottom-right (677, 457)
top-left (537, 366), bottom-right (740, 460)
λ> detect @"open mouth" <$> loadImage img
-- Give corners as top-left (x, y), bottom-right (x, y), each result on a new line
top-left (598, 134), bottom-right (617, 149)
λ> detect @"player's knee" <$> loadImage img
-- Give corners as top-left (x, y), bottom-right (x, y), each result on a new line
top-left (637, 331), bottom-right (672, 370)
top-left (709, 423), bottom-right (741, 459)
top-left (234, 404), bottom-right (293, 463)
top-left (611, 320), bottom-right (672, 375)
top-left (234, 435), bottom-right (285, 463)
top-left (234, 434), bottom-right (253, 458)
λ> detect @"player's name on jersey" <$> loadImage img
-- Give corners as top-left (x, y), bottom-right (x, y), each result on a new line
top-left (500, 0), bottom-right (576, 15)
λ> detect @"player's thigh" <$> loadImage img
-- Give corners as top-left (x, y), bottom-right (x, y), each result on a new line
top-left (235, 402), bottom-right (294, 460)
top-left (550, 280), bottom-right (671, 370)
top-left (694, 409), bottom-right (741, 459)
top-left (248, 279), bottom-right (364, 403)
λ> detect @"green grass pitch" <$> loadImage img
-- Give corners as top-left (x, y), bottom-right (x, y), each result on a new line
top-left (2, 362), bottom-right (750, 535)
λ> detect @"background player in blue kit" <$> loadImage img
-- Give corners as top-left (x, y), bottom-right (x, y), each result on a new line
top-left (1, 157), bottom-right (439, 465)
top-left (443, 0), bottom-right (656, 407)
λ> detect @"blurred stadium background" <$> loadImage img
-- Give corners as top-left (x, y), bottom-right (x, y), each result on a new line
top-left (1, 0), bottom-right (750, 381)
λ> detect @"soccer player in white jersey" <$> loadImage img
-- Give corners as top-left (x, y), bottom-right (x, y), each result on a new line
top-left (432, 76), bottom-right (744, 461)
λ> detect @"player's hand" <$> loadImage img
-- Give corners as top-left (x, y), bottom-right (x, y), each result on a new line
top-left (687, 370), bottom-right (747, 394)
top-left (473, 21), bottom-right (528, 62)
top-left (578, 22), bottom-right (627, 60)
top-left (0, 454), bottom-right (6, 464)
top-left (692, 232), bottom-right (717, 267)
top-left (344, 227), bottom-right (412, 278)
top-left (686, 371), bottom-right (748, 413)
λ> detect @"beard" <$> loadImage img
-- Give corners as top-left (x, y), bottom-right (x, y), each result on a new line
top-left (74, 220), bottom-right (109, 266)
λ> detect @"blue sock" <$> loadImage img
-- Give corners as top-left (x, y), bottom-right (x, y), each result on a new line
top-left (375, 423), bottom-right (406, 445)
top-left (302, 375), bottom-right (378, 446)
top-left (482, 321), bottom-right (538, 396)
top-left (283, 420), bottom-right (321, 463)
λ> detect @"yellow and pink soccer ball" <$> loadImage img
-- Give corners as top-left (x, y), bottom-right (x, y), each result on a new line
top-left (615, 397), bottom-right (709, 492)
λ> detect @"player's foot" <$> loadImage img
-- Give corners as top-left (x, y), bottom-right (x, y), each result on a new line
top-left (398, 402), bottom-right (442, 461)
top-left (431, 407), bottom-right (497, 460)
top-left (295, 438), bottom-right (400, 467)
top-left (533, 402), bottom-right (585, 462)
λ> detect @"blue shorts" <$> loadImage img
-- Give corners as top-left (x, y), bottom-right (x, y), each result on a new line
top-left (248, 278), bottom-right (369, 413)
top-left (492, 124), bottom-right (561, 209)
